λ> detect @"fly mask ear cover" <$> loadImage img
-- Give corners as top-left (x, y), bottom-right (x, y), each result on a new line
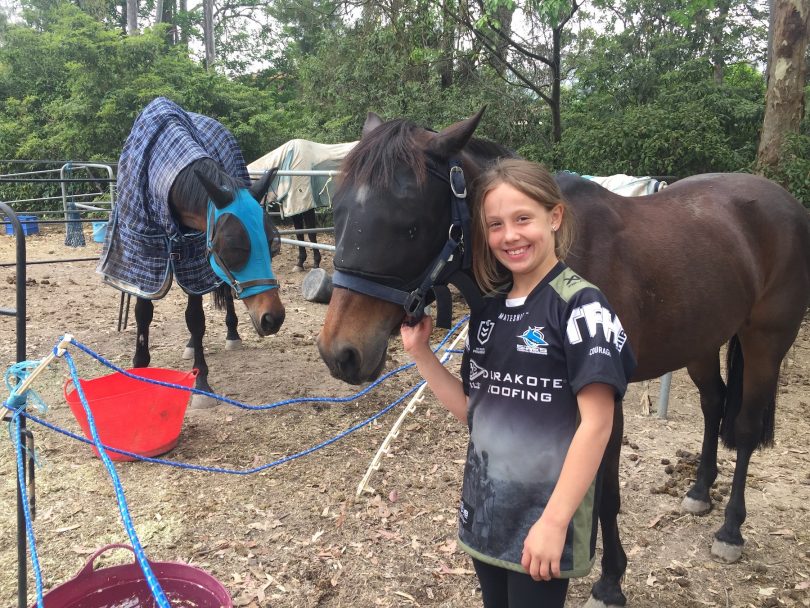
top-left (207, 188), bottom-right (278, 298)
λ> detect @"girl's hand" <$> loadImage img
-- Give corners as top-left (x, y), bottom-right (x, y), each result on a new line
top-left (520, 515), bottom-right (567, 581)
top-left (400, 315), bottom-right (434, 355)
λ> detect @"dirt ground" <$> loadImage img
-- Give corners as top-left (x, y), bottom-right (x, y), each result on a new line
top-left (1, 225), bottom-right (808, 608)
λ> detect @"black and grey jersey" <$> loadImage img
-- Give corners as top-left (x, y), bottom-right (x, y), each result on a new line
top-left (458, 262), bottom-right (636, 577)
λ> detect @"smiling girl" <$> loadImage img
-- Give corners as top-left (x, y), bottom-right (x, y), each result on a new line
top-left (401, 158), bottom-right (636, 607)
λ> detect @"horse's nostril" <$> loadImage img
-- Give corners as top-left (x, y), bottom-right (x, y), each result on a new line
top-left (261, 312), bottom-right (284, 334)
top-left (336, 345), bottom-right (360, 378)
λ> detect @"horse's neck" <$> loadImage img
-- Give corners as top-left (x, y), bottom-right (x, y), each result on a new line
top-left (170, 193), bottom-right (208, 232)
top-left (170, 159), bottom-right (214, 232)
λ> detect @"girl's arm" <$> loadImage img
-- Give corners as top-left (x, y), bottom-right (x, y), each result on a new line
top-left (400, 316), bottom-right (468, 423)
top-left (521, 382), bottom-right (615, 581)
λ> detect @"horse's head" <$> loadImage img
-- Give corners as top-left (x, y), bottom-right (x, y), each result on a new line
top-left (196, 168), bottom-right (286, 336)
top-left (317, 110), bottom-right (485, 384)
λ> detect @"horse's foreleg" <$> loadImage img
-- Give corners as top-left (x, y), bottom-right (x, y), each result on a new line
top-left (185, 294), bottom-right (218, 409)
top-left (133, 297), bottom-right (153, 368)
top-left (223, 289), bottom-right (242, 350)
top-left (682, 355), bottom-right (725, 515)
top-left (586, 404), bottom-right (627, 608)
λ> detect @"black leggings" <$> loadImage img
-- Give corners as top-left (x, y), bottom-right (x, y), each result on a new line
top-left (473, 558), bottom-right (570, 608)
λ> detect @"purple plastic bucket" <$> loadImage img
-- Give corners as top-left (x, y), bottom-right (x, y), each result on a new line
top-left (32, 544), bottom-right (232, 608)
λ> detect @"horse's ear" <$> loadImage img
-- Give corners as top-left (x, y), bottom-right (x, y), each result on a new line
top-left (428, 107), bottom-right (486, 158)
top-left (195, 169), bottom-right (235, 209)
top-left (250, 167), bottom-right (278, 203)
top-left (362, 112), bottom-right (384, 138)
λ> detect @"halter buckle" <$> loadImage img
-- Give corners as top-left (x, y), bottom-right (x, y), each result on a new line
top-left (403, 289), bottom-right (426, 317)
top-left (449, 166), bottom-right (467, 199)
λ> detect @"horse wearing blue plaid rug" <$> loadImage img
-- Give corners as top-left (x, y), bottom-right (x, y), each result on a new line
top-left (98, 97), bottom-right (285, 408)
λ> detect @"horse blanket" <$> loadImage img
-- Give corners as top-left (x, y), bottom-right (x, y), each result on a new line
top-left (247, 139), bottom-right (357, 218)
top-left (583, 173), bottom-right (668, 196)
top-left (97, 96), bottom-right (249, 299)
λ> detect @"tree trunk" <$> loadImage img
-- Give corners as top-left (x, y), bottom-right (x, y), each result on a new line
top-left (551, 24), bottom-right (562, 144)
top-left (711, 0), bottom-right (730, 85)
top-left (491, 4), bottom-right (514, 77)
top-left (179, 0), bottom-right (188, 47)
top-left (439, 0), bottom-right (455, 88)
top-left (155, 0), bottom-right (164, 23)
top-left (756, 0), bottom-right (810, 171)
top-left (126, 0), bottom-right (138, 35)
top-left (203, 0), bottom-right (215, 70)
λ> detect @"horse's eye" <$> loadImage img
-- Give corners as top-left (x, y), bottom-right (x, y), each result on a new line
top-left (212, 214), bottom-right (250, 270)
top-left (408, 226), bottom-right (417, 240)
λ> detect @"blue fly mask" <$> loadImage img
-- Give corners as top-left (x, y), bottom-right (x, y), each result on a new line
top-left (205, 187), bottom-right (281, 298)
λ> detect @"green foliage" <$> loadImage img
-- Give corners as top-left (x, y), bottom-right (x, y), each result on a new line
top-left (760, 106), bottom-right (810, 207)
top-left (0, 4), bottom-right (299, 209)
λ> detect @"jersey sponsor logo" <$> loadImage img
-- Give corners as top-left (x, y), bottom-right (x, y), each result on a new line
top-left (469, 360), bottom-right (564, 403)
top-left (589, 346), bottom-right (612, 357)
top-left (498, 311), bottom-right (528, 322)
top-left (469, 359), bottom-right (489, 381)
top-left (516, 325), bottom-right (548, 355)
top-left (566, 301), bottom-right (628, 352)
top-left (477, 320), bottom-right (495, 344)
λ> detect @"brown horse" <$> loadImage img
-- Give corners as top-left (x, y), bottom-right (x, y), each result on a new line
top-left (316, 110), bottom-right (810, 607)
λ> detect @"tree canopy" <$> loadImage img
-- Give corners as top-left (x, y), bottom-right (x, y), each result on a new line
top-left (1, 0), bottom-right (807, 206)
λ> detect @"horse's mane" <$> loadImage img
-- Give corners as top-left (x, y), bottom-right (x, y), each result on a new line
top-left (464, 137), bottom-right (517, 166)
top-left (338, 120), bottom-right (517, 193)
top-left (171, 157), bottom-right (245, 210)
top-left (338, 120), bottom-right (427, 191)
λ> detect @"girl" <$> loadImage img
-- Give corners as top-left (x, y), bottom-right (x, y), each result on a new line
top-left (401, 158), bottom-right (636, 607)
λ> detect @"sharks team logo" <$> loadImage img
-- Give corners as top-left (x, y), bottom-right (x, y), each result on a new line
top-left (478, 320), bottom-right (495, 344)
top-left (517, 326), bottom-right (549, 355)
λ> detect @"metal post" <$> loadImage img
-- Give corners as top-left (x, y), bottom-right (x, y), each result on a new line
top-left (657, 372), bottom-right (672, 419)
top-left (1, 203), bottom-right (29, 608)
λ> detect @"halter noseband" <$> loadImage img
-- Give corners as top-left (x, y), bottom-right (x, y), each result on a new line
top-left (332, 159), bottom-right (483, 328)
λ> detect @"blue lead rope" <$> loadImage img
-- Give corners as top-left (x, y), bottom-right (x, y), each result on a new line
top-left (11, 408), bottom-right (45, 607)
top-left (6, 318), bottom-right (469, 608)
top-left (62, 350), bottom-right (171, 608)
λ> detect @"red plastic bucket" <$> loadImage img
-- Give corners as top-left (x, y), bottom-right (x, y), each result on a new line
top-left (32, 543), bottom-right (232, 608)
top-left (64, 367), bottom-right (197, 462)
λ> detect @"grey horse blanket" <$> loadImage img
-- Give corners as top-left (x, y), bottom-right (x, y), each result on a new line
top-left (97, 97), bottom-right (249, 299)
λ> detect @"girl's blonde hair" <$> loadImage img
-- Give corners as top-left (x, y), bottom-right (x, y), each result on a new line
top-left (471, 158), bottom-right (575, 293)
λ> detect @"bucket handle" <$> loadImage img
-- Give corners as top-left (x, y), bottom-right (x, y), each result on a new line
top-left (63, 377), bottom-right (77, 402)
top-left (77, 543), bottom-right (138, 577)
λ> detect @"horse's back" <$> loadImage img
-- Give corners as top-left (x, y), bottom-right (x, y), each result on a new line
top-left (556, 171), bottom-right (810, 378)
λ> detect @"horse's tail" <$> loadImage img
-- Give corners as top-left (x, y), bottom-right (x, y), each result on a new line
top-left (719, 335), bottom-right (776, 449)
top-left (211, 283), bottom-right (231, 311)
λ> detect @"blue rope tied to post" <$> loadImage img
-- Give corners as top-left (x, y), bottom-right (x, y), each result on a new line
top-left (5, 317), bottom-right (469, 608)
top-left (4, 350), bottom-right (170, 608)
top-left (5, 386), bottom-right (45, 608)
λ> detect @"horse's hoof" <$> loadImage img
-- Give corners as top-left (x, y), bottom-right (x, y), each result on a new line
top-left (292, 265), bottom-right (305, 273)
top-left (225, 338), bottom-right (242, 351)
top-left (182, 346), bottom-right (194, 360)
top-left (711, 538), bottom-right (743, 563)
top-left (190, 394), bottom-right (219, 410)
top-left (681, 495), bottom-right (712, 515)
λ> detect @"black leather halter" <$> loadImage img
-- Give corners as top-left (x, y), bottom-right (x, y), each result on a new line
top-left (332, 159), bottom-right (483, 328)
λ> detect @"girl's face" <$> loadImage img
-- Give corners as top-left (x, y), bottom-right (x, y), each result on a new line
top-left (482, 182), bottom-right (563, 296)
